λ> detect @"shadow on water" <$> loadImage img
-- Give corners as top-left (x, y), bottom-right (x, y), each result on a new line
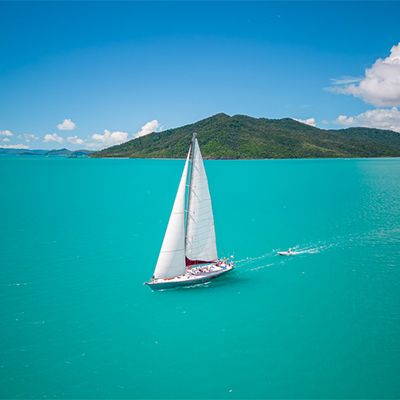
top-left (147, 271), bottom-right (247, 293)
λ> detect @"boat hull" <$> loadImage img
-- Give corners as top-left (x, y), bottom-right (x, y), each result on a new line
top-left (278, 251), bottom-right (297, 256)
top-left (145, 264), bottom-right (234, 290)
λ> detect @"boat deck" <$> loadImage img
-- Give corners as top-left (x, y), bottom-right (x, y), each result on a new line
top-left (145, 262), bottom-right (234, 290)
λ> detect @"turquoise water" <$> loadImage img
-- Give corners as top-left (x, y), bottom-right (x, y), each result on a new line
top-left (1, 156), bottom-right (400, 398)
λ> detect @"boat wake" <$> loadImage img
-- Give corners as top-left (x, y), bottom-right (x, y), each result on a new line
top-left (278, 243), bottom-right (332, 256)
top-left (234, 252), bottom-right (275, 266)
top-left (249, 263), bottom-right (275, 272)
top-left (234, 252), bottom-right (278, 274)
top-left (233, 241), bottom-right (332, 274)
top-left (231, 227), bottom-right (400, 277)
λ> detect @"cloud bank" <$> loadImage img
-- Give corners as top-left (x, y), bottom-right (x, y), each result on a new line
top-left (1, 143), bottom-right (29, 149)
top-left (331, 43), bottom-right (400, 107)
top-left (23, 134), bottom-right (38, 142)
top-left (44, 133), bottom-right (64, 143)
top-left (67, 136), bottom-right (84, 145)
top-left (335, 107), bottom-right (400, 133)
top-left (88, 129), bottom-right (129, 149)
top-left (3, 119), bottom-right (161, 150)
top-left (57, 119), bottom-right (76, 131)
top-left (135, 120), bottom-right (160, 138)
top-left (294, 117), bottom-right (316, 127)
top-left (86, 119), bottom-right (161, 149)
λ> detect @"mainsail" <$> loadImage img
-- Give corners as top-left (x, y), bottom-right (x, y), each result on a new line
top-left (185, 138), bottom-right (218, 265)
top-left (153, 149), bottom-right (191, 279)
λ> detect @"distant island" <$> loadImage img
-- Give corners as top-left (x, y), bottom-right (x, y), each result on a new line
top-left (92, 113), bottom-right (400, 159)
top-left (0, 148), bottom-right (94, 157)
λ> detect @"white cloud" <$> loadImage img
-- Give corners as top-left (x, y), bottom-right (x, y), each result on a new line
top-left (2, 137), bottom-right (10, 143)
top-left (330, 76), bottom-right (361, 86)
top-left (87, 129), bottom-right (129, 149)
top-left (294, 117), bottom-right (316, 127)
top-left (335, 107), bottom-right (400, 133)
top-left (43, 133), bottom-right (64, 143)
top-left (23, 133), bottom-right (38, 142)
top-left (0, 143), bottom-right (29, 149)
top-left (67, 135), bottom-right (84, 145)
top-left (330, 42), bottom-right (400, 107)
top-left (82, 120), bottom-right (162, 150)
top-left (0, 130), bottom-right (13, 136)
top-left (57, 118), bottom-right (76, 131)
top-left (135, 120), bottom-right (160, 138)
top-left (69, 120), bottom-right (162, 150)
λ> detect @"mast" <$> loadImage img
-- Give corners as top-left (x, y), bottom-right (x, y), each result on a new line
top-left (185, 132), bottom-right (196, 248)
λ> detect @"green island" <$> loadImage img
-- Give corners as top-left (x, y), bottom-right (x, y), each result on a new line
top-left (92, 113), bottom-right (400, 159)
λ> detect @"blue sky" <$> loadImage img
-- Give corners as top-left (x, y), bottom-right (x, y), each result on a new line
top-left (1, 1), bottom-right (400, 149)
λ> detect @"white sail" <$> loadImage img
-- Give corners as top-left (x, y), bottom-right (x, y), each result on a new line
top-left (185, 138), bottom-right (218, 264)
top-left (153, 150), bottom-right (191, 279)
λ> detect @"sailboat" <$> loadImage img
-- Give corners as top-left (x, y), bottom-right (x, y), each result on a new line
top-left (145, 133), bottom-right (234, 290)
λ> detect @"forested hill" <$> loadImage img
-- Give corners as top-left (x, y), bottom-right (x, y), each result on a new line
top-left (92, 113), bottom-right (400, 159)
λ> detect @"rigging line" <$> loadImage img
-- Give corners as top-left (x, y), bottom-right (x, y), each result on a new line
top-left (188, 199), bottom-right (212, 207)
top-left (187, 226), bottom-right (215, 234)
top-left (160, 248), bottom-right (185, 253)
top-left (188, 206), bottom-right (213, 215)
top-left (186, 233), bottom-right (215, 244)
top-left (186, 214), bottom-right (214, 226)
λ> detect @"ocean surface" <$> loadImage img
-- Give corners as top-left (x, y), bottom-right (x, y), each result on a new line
top-left (1, 156), bottom-right (400, 399)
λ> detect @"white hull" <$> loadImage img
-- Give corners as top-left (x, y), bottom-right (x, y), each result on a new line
top-left (145, 263), bottom-right (234, 290)
top-left (278, 251), bottom-right (297, 256)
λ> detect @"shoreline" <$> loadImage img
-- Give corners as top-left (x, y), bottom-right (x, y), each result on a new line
top-left (2, 154), bottom-right (400, 161)
top-left (88, 155), bottom-right (400, 161)
top-left (4, 152), bottom-right (400, 161)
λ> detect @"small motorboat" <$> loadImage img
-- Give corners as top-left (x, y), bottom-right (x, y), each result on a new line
top-left (278, 249), bottom-right (297, 256)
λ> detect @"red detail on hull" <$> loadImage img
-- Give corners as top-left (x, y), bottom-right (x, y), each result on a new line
top-left (185, 257), bottom-right (214, 267)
